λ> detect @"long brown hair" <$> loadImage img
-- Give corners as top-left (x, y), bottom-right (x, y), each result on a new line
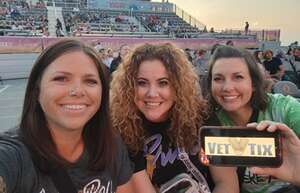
top-left (207, 45), bottom-right (268, 111)
top-left (19, 39), bottom-right (115, 171)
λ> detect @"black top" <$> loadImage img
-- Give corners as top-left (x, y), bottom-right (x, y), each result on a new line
top-left (109, 56), bottom-right (122, 74)
top-left (130, 118), bottom-right (215, 190)
top-left (0, 130), bottom-right (133, 193)
top-left (263, 57), bottom-right (283, 75)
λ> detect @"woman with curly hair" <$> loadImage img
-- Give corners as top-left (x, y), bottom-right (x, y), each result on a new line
top-left (110, 43), bottom-right (238, 193)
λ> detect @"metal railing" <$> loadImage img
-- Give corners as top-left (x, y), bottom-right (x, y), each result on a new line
top-left (46, 0), bottom-right (84, 8)
top-left (221, 28), bottom-right (281, 42)
top-left (172, 4), bottom-right (206, 31)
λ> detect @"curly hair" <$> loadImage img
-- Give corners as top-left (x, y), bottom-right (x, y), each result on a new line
top-left (110, 43), bottom-right (208, 153)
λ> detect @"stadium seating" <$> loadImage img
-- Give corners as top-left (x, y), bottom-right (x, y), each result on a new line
top-left (272, 80), bottom-right (300, 98)
top-left (135, 11), bottom-right (200, 35)
top-left (0, 0), bottom-right (48, 37)
top-left (61, 7), bottom-right (200, 37)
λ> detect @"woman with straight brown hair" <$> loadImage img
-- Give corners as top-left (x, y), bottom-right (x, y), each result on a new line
top-left (207, 45), bottom-right (300, 193)
top-left (0, 39), bottom-right (133, 193)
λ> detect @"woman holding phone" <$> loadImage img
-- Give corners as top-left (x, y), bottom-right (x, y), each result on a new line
top-left (207, 45), bottom-right (300, 193)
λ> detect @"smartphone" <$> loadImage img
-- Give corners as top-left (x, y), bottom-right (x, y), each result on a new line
top-left (199, 126), bottom-right (282, 167)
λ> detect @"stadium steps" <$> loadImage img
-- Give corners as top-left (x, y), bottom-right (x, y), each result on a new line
top-left (47, 6), bottom-right (66, 36)
top-left (130, 16), bottom-right (146, 32)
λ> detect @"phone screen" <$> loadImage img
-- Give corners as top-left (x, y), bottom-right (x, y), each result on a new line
top-left (200, 126), bottom-right (282, 167)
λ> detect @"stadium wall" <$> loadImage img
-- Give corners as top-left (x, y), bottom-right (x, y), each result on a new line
top-left (0, 36), bottom-right (259, 54)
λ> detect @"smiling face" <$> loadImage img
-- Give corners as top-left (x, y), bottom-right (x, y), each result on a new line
top-left (211, 57), bottom-right (253, 116)
top-left (39, 51), bottom-right (102, 134)
top-left (134, 59), bottom-right (175, 123)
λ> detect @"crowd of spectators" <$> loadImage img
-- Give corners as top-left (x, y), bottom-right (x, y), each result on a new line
top-left (137, 12), bottom-right (200, 38)
top-left (91, 41), bottom-right (300, 102)
top-left (180, 42), bottom-right (300, 97)
top-left (64, 10), bottom-right (109, 35)
top-left (61, 9), bottom-right (203, 37)
top-left (256, 43), bottom-right (300, 90)
top-left (0, 3), bottom-right (257, 39)
top-left (63, 9), bottom-right (141, 36)
top-left (0, 0), bottom-right (48, 36)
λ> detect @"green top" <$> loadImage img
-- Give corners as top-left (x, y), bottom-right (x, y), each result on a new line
top-left (216, 93), bottom-right (300, 193)
top-left (217, 93), bottom-right (300, 135)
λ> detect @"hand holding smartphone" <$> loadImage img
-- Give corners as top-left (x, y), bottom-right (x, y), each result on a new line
top-left (199, 126), bottom-right (282, 167)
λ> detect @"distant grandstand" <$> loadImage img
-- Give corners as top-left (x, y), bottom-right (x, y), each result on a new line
top-left (0, 0), bottom-right (281, 53)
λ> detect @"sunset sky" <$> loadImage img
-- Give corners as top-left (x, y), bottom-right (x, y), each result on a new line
top-left (155, 0), bottom-right (299, 46)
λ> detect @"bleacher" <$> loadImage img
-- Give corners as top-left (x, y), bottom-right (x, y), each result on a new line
top-left (0, 0), bottom-right (265, 40)
top-left (62, 8), bottom-right (143, 36)
top-left (0, 0), bottom-right (48, 37)
top-left (0, 0), bottom-right (277, 53)
top-left (134, 11), bottom-right (200, 37)
top-left (60, 7), bottom-right (203, 38)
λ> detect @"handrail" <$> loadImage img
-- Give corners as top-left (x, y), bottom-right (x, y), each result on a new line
top-left (172, 4), bottom-right (206, 31)
top-left (221, 28), bottom-right (281, 41)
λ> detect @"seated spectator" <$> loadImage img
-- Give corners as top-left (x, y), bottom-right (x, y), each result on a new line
top-left (115, 14), bottom-right (122, 23)
top-left (10, 8), bottom-right (21, 19)
top-left (294, 47), bottom-right (300, 61)
top-left (263, 50), bottom-right (285, 81)
top-left (253, 50), bottom-right (264, 64)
